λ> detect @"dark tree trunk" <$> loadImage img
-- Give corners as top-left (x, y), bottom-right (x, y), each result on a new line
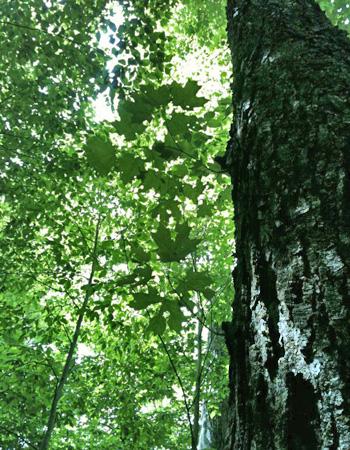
top-left (224, 0), bottom-right (350, 448)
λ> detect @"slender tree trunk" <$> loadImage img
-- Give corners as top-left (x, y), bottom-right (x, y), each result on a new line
top-left (193, 310), bottom-right (203, 448)
top-left (39, 217), bottom-right (101, 450)
top-left (224, 0), bottom-right (350, 448)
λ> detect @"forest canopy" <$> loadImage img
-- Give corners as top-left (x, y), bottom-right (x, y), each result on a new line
top-left (0, 0), bottom-right (349, 449)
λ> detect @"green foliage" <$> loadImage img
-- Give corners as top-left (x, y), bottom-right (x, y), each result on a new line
top-left (318, 0), bottom-right (350, 33)
top-left (0, 0), bottom-right (235, 448)
top-left (170, 0), bottom-right (227, 51)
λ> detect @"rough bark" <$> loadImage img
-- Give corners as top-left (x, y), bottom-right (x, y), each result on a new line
top-left (224, 0), bottom-right (350, 448)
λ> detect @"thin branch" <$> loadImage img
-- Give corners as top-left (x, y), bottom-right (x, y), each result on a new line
top-left (188, 333), bottom-right (216, 410)
top-left (120, 233), bottom-right (196, 444)
top-left (69, 217), bottom-right (93, 249)
top-left (0, 21), bottom-right (107, 54)
top-left (0, 269), bottom-right (79, 308)
top-left (206, 279), bottom-right (232, 314)
top-left (157, 332), bottom-right (195, 448)
top-left (193, 302), bottom-right (203, 447)
top-left (40, 355), bottom-right (59, 383)
top-left (0, 359), bottom-right (59, 386)
top-left (31, 274), bottom-right (79, 304)
top-left (0, 144), bottom-right (38, 161)
top-left (0, 130), bottom-right (33, 142)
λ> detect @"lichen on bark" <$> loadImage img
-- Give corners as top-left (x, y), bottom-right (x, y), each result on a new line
top-left (224, 0), bottom-right (350, 448)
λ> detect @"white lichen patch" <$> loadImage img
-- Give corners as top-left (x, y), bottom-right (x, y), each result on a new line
top-left (242, 100), bottom-right (251, 112)
top-left (249, 256), bottom-right (271, 366)
top-left (321, 247), bottom-right (344, 274)
top-left (292, 199), bottom-right (310, 217)
top-left (246, 238), bottom-right (349, 447)
top-left (261, 52), bottom-right (270, 64)
top-left (277, 295), bottom-right (308, 372)
top-left (324, 285), bottom-right (347, 323)
top-left (291, 303), bottom-right (313, 329)
top-left (250, 300), bottom-right (270, 365)
top-left (250, 252), bottom-right (260, 302)
top-left (261, 51), bottom-right (278, 64)
top-left (236, 118), bottom-right (243, 138)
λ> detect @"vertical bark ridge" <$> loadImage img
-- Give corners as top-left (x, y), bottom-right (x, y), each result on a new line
top-left (225, 0), bottom-right (350, 448)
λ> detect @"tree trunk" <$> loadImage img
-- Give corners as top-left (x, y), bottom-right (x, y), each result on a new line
top-left (224, 0), bottom-right (350, 448)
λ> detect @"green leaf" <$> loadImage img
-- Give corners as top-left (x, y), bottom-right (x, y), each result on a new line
top-left (167, 314), bottom-right (183, 333)
top-left (81, 283), bottom-right (101, 294)
top-left (152, 222), bottom-right (201, 262)
top-left (148, 314), bottom-right (166, 335)
top-left (152, 224), bottom-right (173, 248)
top-left (172, 238), bottom-right (200, 262)
top-left (85, 136), bottom-right (116, 175)
top-left (129, 289), bottom-right (162, 310)
top-left (203, 288), bottom-right (216, 300)
top-left (119, 94), bottom-right (155, 123)
top-left (170, 79), bottom-right (208, 108)
top-left (113, 115), bottom-right (146, 140)
top-left (166, 113), bottom-right (196, 136)
top-left (178, 270), bottom-right (212, 292)
top-left (153, 141), bottom-right (178, 160)
top-left (117, 153), bottom-right (141, 183)
top-left (162, 302), bottom-right (185, 333)
top-left (132, 247), bottom-right (151, 262)
top-left (175, 222), bottom-right (191, 239)
top-left (117, 267), bottom-right (152, 287)
top-left (116, 274), bottom-right (138, 287)
top-left (143, 85), bottom-right (171, 107)
top-left (197, 203), bottom-right (213, 217)
top-left (144, 171), bottom-right (162, 191)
